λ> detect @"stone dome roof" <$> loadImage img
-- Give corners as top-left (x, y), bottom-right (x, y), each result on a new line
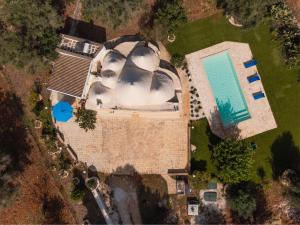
top-left (149, 70), bottom-right (175, 104)
top-left (129, 46), bottom-right (160, 72)
top-left (102, 50), bottom-right (126, 72)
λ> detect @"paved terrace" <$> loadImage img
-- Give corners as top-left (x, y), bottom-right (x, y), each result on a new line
top-left (56, 114), bottom-right (188, 174)
top-left (186, 42), bottom-right (277, 139)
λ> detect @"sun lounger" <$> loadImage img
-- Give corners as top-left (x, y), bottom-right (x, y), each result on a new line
top-left (247, 74), bottom-right (260, 83)
top-left (253, 91), bottom-right (265, 100)
top-left (244, 59), bottom-right (257, 68)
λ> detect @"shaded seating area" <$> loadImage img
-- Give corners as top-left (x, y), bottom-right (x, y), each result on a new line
top-left (253, 91), bottom-right (265, 100)
top-left (244, 59), bottom-right (257, 68)
top-left (247, 73), bottom-right (260, 83)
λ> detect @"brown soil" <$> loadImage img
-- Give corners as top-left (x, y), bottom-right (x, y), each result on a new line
top-left (0, 69), bottom-right (77, 224)
top-left (285, 0), bottom-right (300, 27)
top-left (183, 0), bottom-right (219, 21)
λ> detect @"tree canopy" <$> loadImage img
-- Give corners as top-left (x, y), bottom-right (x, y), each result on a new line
top-left (155, 0), bottom-right (187, 34)
top-left (212, 138), bottom-right (254, 184)
top-left (229, 188), bottom-right (257, 219)
top-left (0, 0), bottom-right (63, 73)
top-left (270, 1), bottom-right (300, 67)
top-left (82, 0), bottom-right (143, 29)
top-left (75, 107), bottom-right (96, 132)
top-left (216, 0), bottom-right (276, 27)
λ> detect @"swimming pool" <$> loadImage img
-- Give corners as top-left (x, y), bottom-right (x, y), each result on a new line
top-left (202, 52), bottom-right (250, 126)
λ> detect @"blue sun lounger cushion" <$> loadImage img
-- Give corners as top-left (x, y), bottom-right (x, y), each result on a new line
top-left (244, 59), bottom-right (257, 68)
top-left (247, 74), bottom-right (260, 83)
top-left (253, 91), bottom-right (265, 100)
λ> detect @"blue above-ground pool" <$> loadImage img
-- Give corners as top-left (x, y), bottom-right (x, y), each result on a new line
top-left (202, 52), bottom-right (251, 127)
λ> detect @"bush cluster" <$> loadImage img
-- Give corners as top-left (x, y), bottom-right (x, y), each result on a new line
top-left (270, 1), bottom-right (300, 67)
top-left (82, 0), bottom-right (144, 29)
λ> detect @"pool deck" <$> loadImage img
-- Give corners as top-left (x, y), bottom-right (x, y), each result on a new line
top-left (186, 41), bottom-right (277, 139)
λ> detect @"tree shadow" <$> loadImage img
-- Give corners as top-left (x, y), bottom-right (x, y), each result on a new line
top-left (199, 205), bottom-right (226, 224)
top-left (227, 181), bottom-right (272, 224)
top-left (270, 131), bottom-right (300, 179)
top-left (81, 189), bottom-right (106, 224)
top-left (41, 194), bottom-right (67, 224)
top-left (62, 17), bottom-right (106, 43)
top-left (0, 91), bottom-right (31, 178)
top-left (257, 167), bottom-right (266, 181)
top-left (104, 34), bottom-right (143, 50)
top-left (51, 0), bottom-right (68, 16)
top-left (191, 158), bottom-right (207, 172)
top-left (208, 99), bottom-right (242, 140)
top-left (108, 164), bottom-right (177, 224)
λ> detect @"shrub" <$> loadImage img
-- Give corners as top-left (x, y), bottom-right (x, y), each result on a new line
top-left (58, 152), bottom-right (72, 171)
top-left (171, 53), bottom-right (185, 68)
top-left (0, 180), bottom-right (19, 208)
top-left (270, 1), bottom-right (300, 67)
top-left (212, 139), bottom-right (254, 184)
top-left (189, 171), bottom-right (211, 191)
top-left (70, 181), bottom-right (85, 201)
top-left (75, 107), bottom-right (96, 132)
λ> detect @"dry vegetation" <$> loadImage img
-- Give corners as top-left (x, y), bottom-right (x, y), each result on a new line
top-left (0, 69), bottom-right (77, 224)
top-left (285, 0), bottom-right (300, 27)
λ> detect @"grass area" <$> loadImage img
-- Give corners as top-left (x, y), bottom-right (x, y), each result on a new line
top-left (168, 13), bottom-right (300, 182)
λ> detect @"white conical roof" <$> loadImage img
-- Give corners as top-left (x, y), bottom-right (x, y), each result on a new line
top-left (115, 66), bottom-right (152, 106)
top-left (102, 50), bottom-right (126, 72)
top-left (149, 71), bottom-right (175, 104)
top-left (99, 70), bottom-right (118, 89)
top-left (87, 82), bottom-right (112, 104)
top-left (130, 46), bottom-right (159, 72)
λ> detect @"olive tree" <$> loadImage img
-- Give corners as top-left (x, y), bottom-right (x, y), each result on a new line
top-left (75, 107), bottom-right (96, 132)
top-left (229, 189), bottom-right (256, 219)
top-left (212, 138), bottom-right (254, 184)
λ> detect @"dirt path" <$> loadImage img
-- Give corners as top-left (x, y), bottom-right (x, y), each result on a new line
top-left (69, 0), bottom-right (82, 35)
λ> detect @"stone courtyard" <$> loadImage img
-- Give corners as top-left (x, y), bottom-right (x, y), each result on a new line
top-left (56, 113), bottom-right (189, 174)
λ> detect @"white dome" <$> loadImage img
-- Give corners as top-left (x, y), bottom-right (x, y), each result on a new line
top-left (116, 66), bottom-right (152, 106)
top-left (99, 70), bottom-right (118, 89)
top-left (149, 71), bottom-right (175, 104)
top-left (87, 82), bottom-right (112, 105)
top-left (130, 46), bottom-right (159, 72)
top-left (102, 51), bottom-right (126, 72)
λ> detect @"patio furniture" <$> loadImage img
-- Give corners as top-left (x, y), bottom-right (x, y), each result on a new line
top-left (247, 73), bottom-right (260, 83)
top-left (244, 59), bottom-right (257, 68)
top-left (253, 91), bottom-right (265, 100)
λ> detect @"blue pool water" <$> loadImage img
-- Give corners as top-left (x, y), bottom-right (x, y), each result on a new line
top-left (202, 51), bottom-right (250, 126)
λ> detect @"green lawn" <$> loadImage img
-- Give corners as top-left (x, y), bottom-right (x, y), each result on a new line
top-left (168, 14), bottom-right (300, 182)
